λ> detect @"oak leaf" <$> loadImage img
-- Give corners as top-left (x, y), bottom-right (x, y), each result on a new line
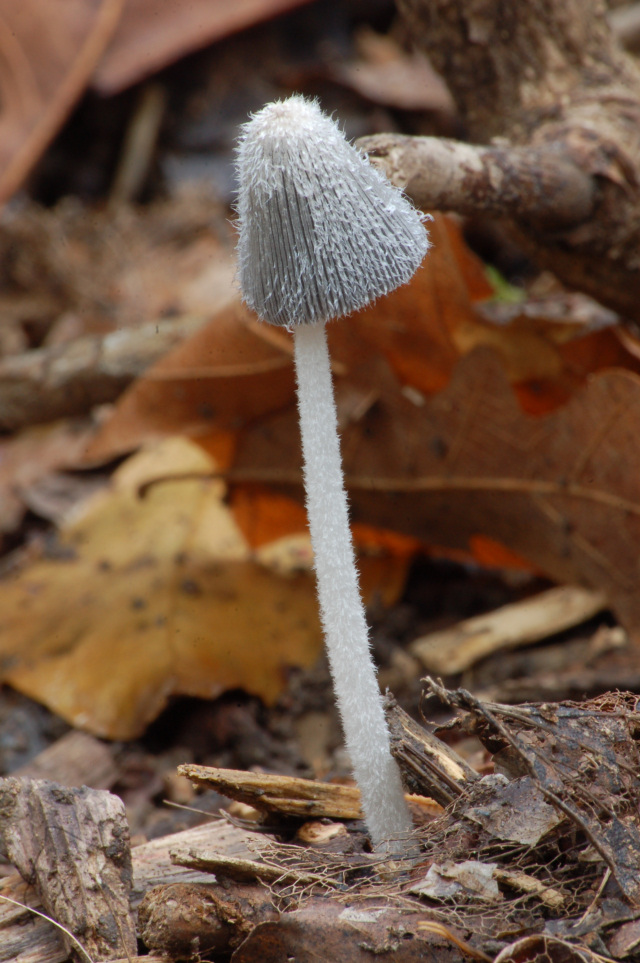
top-left (232, 346), bottom-right (640, 637)
top-left (0, 437), bottom-right (324, 738)
top-left (0, 436), bottom-right (410, 737)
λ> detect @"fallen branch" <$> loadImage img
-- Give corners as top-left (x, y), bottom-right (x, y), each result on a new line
top-left (360, 0), bottom-right (640, 322)
top-left (0, 314), bottom-right (207, 431)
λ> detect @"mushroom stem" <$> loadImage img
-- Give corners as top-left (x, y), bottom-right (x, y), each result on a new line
top-left (293, 321), bottom-right (413, 851)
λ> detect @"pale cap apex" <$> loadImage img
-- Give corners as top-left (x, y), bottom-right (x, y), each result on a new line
top-left (236, 95), bottom-right (430, 327)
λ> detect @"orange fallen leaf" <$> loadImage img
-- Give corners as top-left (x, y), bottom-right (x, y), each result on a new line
top-left (84, 211), bottom-right (640, 600)
top-left (87, 214), bottom-right (639, 468)
top-left (84, 302), bottom-right (295, 464)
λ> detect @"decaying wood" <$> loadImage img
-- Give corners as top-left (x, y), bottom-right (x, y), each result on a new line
top-left (230, 900), bottom-right (464, 963)
top-left (0, 874), bottom-right (66, 963)
top-left (0, 814), bottom-right (264, 962)
top-left (0, 313), bottom-right (207, 430)
top-left (384, 696), bottom-right (479, 806)
top-left (5, 689), bottom-right (640, 962)
top-left (178, 764), bottom-right (363, 820)
top-left (410, 585), bottom-right (607, 675)
top-left (0, 778), bottom-right (137, 960)
top-left (15, 730), bottom-right (119, 789)
top-left (138, 881), bottom-right (277, 959)
top-left (360, 0), bottom-right (640, 322)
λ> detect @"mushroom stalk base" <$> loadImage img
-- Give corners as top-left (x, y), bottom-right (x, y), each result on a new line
top-left (293, 321), bottom-right (413, 852)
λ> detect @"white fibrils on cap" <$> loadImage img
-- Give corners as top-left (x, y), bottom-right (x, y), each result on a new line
top-left (236, 95), bottom-right (430, 327)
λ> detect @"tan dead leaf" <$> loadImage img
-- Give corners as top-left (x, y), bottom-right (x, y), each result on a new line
top-left (0, 0), bottom-right (125, 206)
top-left (0, 437), bottom-right (324, 739)
top-left (0, 435), bottom-right (411, 738)
top-left (94, 0), bottom-right (316, 95)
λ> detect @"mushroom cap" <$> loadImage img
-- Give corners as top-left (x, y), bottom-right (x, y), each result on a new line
top-left (236, 95), bottom-right (430, 328)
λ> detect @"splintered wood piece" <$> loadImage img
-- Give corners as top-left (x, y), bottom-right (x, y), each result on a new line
top-left (385, 696), bottom-right (479, 806)
top-left (131, 819), bottom-right (256, 898)
top-left (410, 586), bottom-right (607, 675)
top-left (0, 778), bottom-right (137, 961)
top-left (15, 730), bottom-right (119, 789)
top-left (178, 764), bottom-right (363, 819)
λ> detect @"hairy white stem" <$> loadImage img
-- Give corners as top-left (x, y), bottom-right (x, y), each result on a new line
top-left (293, 321), bottom-right (413, 851)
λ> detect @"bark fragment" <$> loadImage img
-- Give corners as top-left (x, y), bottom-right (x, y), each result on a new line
top-left (0, 778), bottom-right (137, 960)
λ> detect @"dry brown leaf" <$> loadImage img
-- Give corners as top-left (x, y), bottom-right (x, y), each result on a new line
top-left (0, 0), bottom-right (125, 206)
top-left (84, 212), bottom-right (640, 606)
top-left (85, 214), bottom-right (639, 467)
top-left (84, 302), bottom-right (295, 464)
top-left (94, 0), bottom-right (316, 95)
top-left (231, 346), bottom-right (640, 640)
top-left (81, 214), bottom-right (496, 466)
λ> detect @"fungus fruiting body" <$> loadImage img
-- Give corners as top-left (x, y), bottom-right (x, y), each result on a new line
top-left (236, 95), bottom-right (429, 851)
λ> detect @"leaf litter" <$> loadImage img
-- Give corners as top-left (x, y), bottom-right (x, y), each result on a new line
top-left (0, 434), bottom-right (412, 739)
top-left (3, 6), bottom-right (640, 961)
top-left (4, 202), bottom-right (640, 739)
top-left (195, 682), bottom-right (640, 960)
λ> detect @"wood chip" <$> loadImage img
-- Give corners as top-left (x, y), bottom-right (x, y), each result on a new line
top-left (385, 696), bottom-right (479, 806)
top-left (411, 586), bottom-right (607, 674)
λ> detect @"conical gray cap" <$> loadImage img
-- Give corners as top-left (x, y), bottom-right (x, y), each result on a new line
top-left (236, 96), bottom-right (429, 327)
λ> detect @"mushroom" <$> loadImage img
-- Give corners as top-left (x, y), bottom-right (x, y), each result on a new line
top-left (236, 95), bottom-right (429, 851)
